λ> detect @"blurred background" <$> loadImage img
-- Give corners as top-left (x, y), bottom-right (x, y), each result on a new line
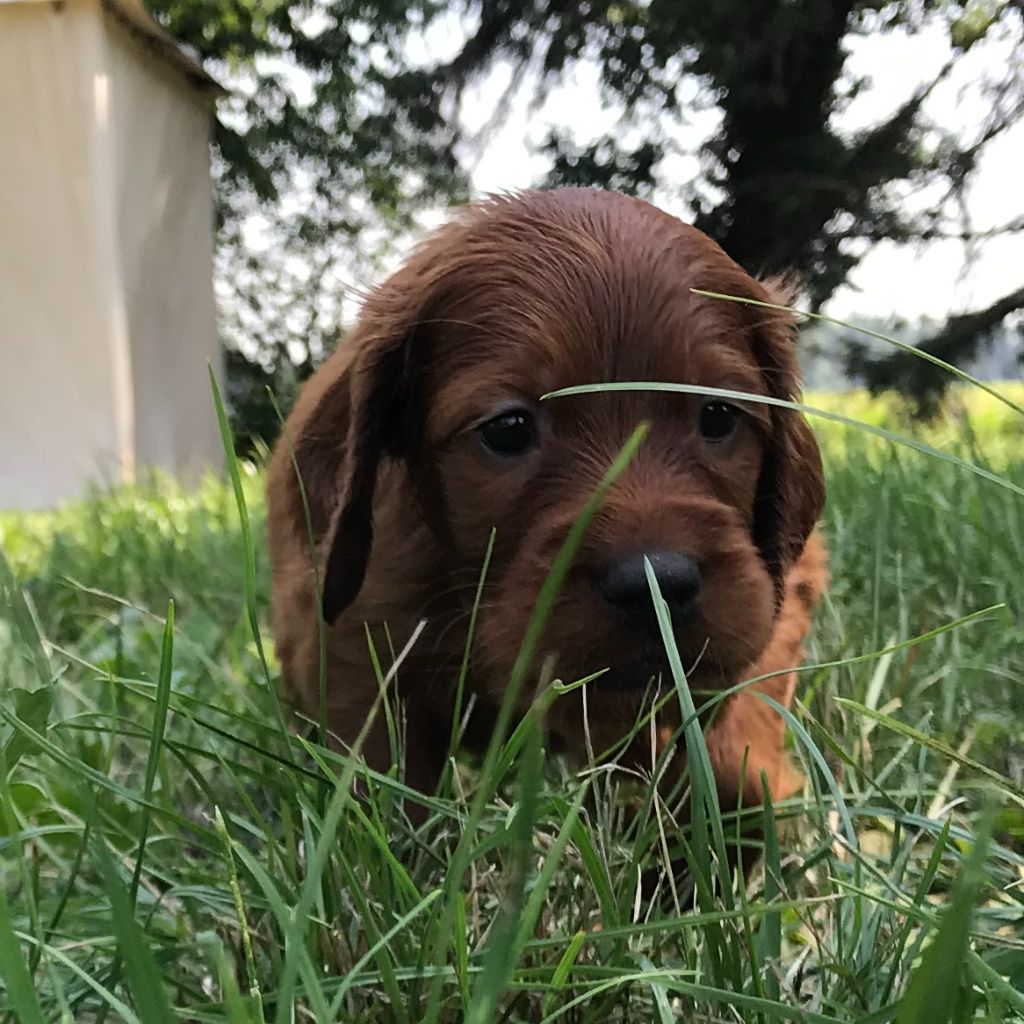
top-left (2, 0), bottom-right (1022, 505)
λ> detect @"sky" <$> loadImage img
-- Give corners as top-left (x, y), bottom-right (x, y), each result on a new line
top-left (263, 9), bottom-right (1023, 330)
top-left (409, 13), bottom-right (1024, 324)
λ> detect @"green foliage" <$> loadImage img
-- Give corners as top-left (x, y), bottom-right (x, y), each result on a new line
top-left (2, 389), bottom-right (1024, 1020)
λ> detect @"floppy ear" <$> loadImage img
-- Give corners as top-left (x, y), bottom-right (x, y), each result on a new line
top-left (274, 264), bottom-right (433, 627)
top-left (277, 217), bottom-right (472, 625)
top-left (749, 284), bottom-right (825, 588)
top-left (319, 327), bottom-right (422, 623)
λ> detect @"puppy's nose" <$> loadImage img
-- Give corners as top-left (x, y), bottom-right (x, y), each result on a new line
top-left (597, 550), bottom-right (702, 632)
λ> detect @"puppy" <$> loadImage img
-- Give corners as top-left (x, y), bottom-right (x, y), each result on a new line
top-left (267, 188), bottom-right (826, 827)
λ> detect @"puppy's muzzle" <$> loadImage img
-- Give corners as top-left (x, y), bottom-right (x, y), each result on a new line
top-left (596, 549), bottom-right (702, 638)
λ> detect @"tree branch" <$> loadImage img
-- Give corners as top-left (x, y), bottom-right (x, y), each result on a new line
top-left (848, 284), bottom-right (1024, 413)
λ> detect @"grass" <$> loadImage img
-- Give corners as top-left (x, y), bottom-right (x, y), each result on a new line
top-left (1, 383), bottom-right (1023, 1022)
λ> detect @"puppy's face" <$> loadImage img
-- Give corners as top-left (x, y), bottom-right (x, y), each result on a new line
top-left (422, 234), bottom-right (774, 694)
top-left (320, 190), bottom-right (824, 716)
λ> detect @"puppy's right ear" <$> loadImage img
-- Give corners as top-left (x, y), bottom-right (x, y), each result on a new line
top-left (313, 290), bottom-right (432, 623)
top-left (276, 219), bottom-right (462, 623)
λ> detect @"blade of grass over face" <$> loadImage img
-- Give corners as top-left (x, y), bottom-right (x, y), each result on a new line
top-left (646, 558), bottom-right (738, 984)
top-left (421, 422), bottom-right (650, 1022)
top-left (689, 289), bottom-right (1024, 420)
top-left (543, 382), bottom-right (1024, 499)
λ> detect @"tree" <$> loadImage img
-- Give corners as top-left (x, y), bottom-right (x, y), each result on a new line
top-left (146, 0), bottom-right (1024, 437)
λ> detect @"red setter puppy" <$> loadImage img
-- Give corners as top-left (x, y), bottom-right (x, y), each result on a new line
top-left (267, 188), bottom-right (827, 826)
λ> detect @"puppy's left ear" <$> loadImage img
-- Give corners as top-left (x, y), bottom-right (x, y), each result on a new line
top-left (750, 280), bottom-right (825, 586)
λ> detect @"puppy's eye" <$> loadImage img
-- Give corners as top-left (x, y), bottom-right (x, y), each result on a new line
top-left (478, 408), bottom-right (538, 457)
top-left (699, 401), bottom-right (741, 443)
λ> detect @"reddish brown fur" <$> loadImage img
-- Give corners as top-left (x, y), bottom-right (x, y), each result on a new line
top-left (267, 188), bottom-right (827, 825)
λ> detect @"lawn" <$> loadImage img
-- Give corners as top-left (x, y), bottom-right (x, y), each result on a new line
top-left (1, 385), bottom-right (1023, 1022)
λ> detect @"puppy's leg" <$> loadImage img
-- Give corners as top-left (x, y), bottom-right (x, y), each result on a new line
top-left (325, 687), bottom-right (446, 826)
top-left (708, 531), bottom-right (827, 810)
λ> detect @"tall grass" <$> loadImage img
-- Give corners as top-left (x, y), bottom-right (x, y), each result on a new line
top-left (0, 386), bottom-right (1022, 1022)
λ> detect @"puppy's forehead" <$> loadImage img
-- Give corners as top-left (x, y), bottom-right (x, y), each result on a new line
top-left (420, 191), bottom-right (773, 430)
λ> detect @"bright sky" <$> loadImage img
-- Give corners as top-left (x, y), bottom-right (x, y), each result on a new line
top-left (415, 15), bottom-right (1024, 323)
top-left (265, 12), bottom-right (1023, 327)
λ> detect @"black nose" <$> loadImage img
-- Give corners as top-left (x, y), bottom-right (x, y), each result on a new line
top-left (597, 550), bottom-right (702, 633)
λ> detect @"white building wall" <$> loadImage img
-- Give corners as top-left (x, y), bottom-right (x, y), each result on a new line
top-left (0, 1), bottom-right (124, 507)
top-left (0, 0), bottom-right (221, 509)
top-left (104, 12), bottom-right (221, 479)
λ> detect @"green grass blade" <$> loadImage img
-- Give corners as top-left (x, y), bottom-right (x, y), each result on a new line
top-left (328, 889), bottom-right (442, 1017)
top-left (129, 599), bottom-right (174, 905)
top-left (17, 932), bottom-right (140, 1024)
top-left (465, 712), bottom-right (545, 1023)
top-left (883, 818), bottom-right (952, 1004)
top-left (1, 686), bottom-right (52, 777)
top-left (0, 545), bottom-right (53, 685)
top-left (539, 969), bottom-right (850, 1023)
top-left (448, 528), bottom-right (496, 765)
top-left (214, 808), bottom-right (264, 1020)
top-left (0, 886), bottom-right (45, 1024)
top-left (227, 841), bottom-right (333, 1022)
top-left (541, 929), bottom-right (587, 1018)
top-left (514, 782), bottom-right (591, 951)
top-left (835, 699), bottom-right (1024, 800)
top-left (646, 557), bottom-right (732, 887)
top-left (92, 835), bottom-right (174, 1024)
top-left (200, 932), bottom-right (254, 1024)
top-left (966, 950), bottom-right (1024, 1017)
top-left (208, 364), bottom-right (289, 739)
top-left (759, 695), bottom-right (857, 849)
top-left (895, 806), bottom-right (995, 1024)
top-left (637, 954), bottom-right (676, 1024)
top-left (421, 423), bottom-right (649, 1023)
top-left (759, 770), bottom-right (782, 1003)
